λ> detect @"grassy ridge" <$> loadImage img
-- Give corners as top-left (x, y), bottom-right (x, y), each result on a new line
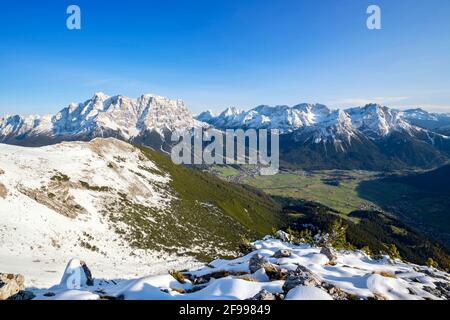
top-left (122, 146), bottom-right (285, 260)
top-left (140, 146), bottom-right (283, 234)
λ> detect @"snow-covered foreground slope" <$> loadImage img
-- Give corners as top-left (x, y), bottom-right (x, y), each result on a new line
top-left (0, 138), bottom-right (284, 289)
top-left (30, 234), bottom-right (450, 300)
top-left (0, 139), bottom-right (202, 288)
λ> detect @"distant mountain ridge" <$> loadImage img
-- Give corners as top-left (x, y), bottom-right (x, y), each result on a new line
top-left (2, 93), bottom-right (450, 170)
top-left (199, 103), bottom-right (450, 170)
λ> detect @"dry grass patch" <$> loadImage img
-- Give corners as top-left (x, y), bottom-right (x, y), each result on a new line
top-left (374, 270), bottom-right (396, 278)
top-left (169, 270), bottom-right (187, 284)
top-left (238, 275), bottom-right (258, 282)
top-left (0, 183), bottom-right (7, 198)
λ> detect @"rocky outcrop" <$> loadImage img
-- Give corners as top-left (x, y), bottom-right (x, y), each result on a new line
top-left (423, 282), bottom-right (450, 299)
top-left (273, 249), bottom-right (292, 258)
top-left (249, 289), bottom-right (277, 300)
top-left (0, 273), bottom-right (25, 300)
top-left (7, 290), bottom-right (36, 300)
top-left (282, 265), bottom-right (322, 292)
top-left (19, 185), bottom-right (87, 219)
top-left (249, 254), bottom-right (269, 274)
top-left (321, 282), bottom-right (358, 300)
top-left (320, 247), bottom-right (337, 265)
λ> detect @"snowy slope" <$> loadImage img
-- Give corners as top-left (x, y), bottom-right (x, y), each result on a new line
top-left (0, 138), bottom-right (203, 287)
top-left (0, 138), bottom-right (285, 288)
top-left (30, 234), bottom-right (450, 300)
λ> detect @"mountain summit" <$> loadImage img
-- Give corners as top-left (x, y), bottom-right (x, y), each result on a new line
top-left (0, 93), bottom-right (205, 150)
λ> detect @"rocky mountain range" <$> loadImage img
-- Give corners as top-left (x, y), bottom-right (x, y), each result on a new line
top-left (2, 93), bottom-right (450, 170)
top-left (199, 103), bottom-right (450, 170)
top-left (0, 93), bottom-right (205, 151)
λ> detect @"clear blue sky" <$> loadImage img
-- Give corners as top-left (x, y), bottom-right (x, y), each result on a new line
top-left (1, 0), bottom-right (449, 115)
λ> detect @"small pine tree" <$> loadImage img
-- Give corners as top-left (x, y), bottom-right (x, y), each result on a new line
top-left (238, 235), bottom-right (253, 254)
top-left (328, 219), bottom-right (348, 249)
top-left (271, 227), bottom-right (279, 238)
top-left (388, 244), bottom-right (401, 260)
top-left (298, 229), bottom-right (313, 245)
top-left (286, 227), bottom-right (299, 243)
top-left (169, 270), bottom-right (186, 283)
top-left (286, 227), bottom-right (314, 245)
top-left (361, 246), bottom-right (372, 257)
top-left (426, 258), bottom-right (438, 269)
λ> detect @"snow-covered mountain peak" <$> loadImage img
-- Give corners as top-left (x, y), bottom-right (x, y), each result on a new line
top-left (92, 91), bottom-right (110, 101)
top-left (0, 93), bottom-right (204, 147)
top-left (196, 110), bottom-right (217, 123)
top-left (220, 106), bottom-right (244, 117)
top-left (346, 104), bottom-right (413, 137)
top-left (198, 103), bottom-right (337, 133)
top-left (402, 107), bottom-right (431, 119)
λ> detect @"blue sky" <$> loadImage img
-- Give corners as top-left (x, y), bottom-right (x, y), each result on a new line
top-left (0, 0), bottom-right (449, 115)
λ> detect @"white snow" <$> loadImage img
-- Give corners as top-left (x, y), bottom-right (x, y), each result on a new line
top-left (285, 286), bottom-right (333, 300)
top-left (27, 235), bottom-right (450, 300)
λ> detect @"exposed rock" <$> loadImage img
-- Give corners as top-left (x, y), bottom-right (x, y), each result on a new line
top-left (249, 254), bottom-right (269, 274)
top-left (0, 183), bottom-right (7, 198)
top-left (249, 289), bottom-right (276, 300)
top-left (184, 271), bottom-right (247, 285)
top-left (423, 282), bottom-right (450, 299)
top-left (321, 282), bottom-right (358, 300)
top-left (320, 247), bottom-right (337, 265)
top-left (43, 292), bottom-right (56, 297)
top-left (81, 261), bottom-right (94, 286)
top-left (263, 264), bottom-right (289, 281)
top-left (19, 185), bottom-right (87, 219)
top-left (184, 285), bottom-right (208, 293)
top-left (421, 269), bottom-right (449, 281)
top-left (369, 293), bottom-right (388, 300)
top-left (273, 249), bottom-right (292, 258)
top-left (275, 293), bottom-right (285, 300)
top-left (0, 273), bottom-right (25, 300)
top-left (275, 230), bottom-right (294, 242)
top-left (7, 290), bottom-right (35, 300)
top-left (0, 168), bottom-right (4, 175)
top-left (282, 265), bottom-right (322, 292)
